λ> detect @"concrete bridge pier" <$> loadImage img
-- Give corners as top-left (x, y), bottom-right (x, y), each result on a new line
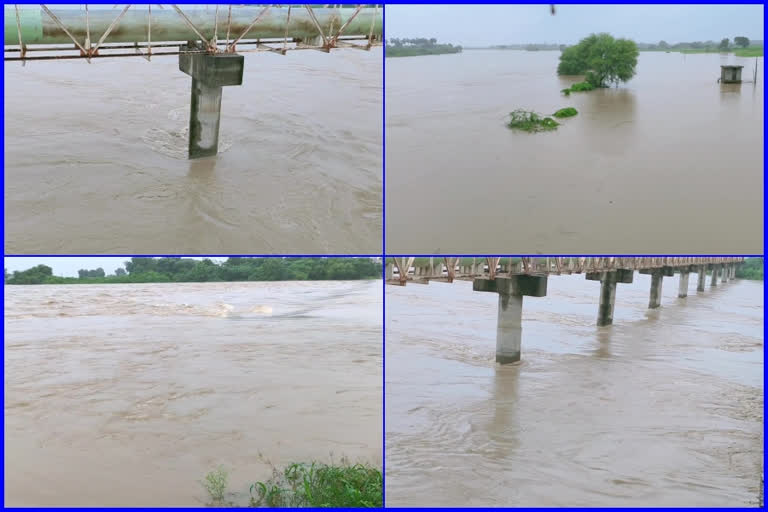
top-left (711, 265), bottom-right (719, 287)
top-left (386, 262), bottom-right (393, 280)
top-left (678, 269), bottom-right (690, 298)
top-left (731, 265), bottom-right (736, 279)
top-left (586, 269), bottom-right (633, 326)
top-left (697, 265), bottom-right (707, 292)
top-left (640, 267), bottom-right (674, 309)
top-left (721, 264), bottom-right (729, 283)
top-left (179, 46), bottom-right (245, 159)
top-left (473, 275), bottom-right (548, 364)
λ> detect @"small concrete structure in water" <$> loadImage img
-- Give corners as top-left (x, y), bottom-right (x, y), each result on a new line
top-left (720, 65), bottom-right (744, 83)
top-left (387, 257), bottom-right (743, 365)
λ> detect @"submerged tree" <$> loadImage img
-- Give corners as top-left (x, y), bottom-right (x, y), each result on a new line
top-left (719, 38), bottom-right (730, 50)
top-left (557, 33), bottom-right (639, 88)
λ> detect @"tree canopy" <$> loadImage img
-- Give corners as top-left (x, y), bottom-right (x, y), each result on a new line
top-left (5, 258), bottom-right (382, 285)
top-left (719, 38), bottom-right (730, 50)
top-left (734, 257), bottom-right (763, 281)
top-left (557, 33), bottom-right (639, 88)
top-left (734, 36), bottom-right (750, 48)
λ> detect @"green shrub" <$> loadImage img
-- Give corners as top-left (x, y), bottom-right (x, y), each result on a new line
top-left (553, 107), bottom-right (578, 118)
top-left (569, 81), bottom-right (595, 92)
top-left (507, 109), bottom-right (559, 132)
top-left (202, 466), bottom-right (229, 502)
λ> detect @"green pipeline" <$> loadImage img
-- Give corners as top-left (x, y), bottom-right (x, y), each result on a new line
top-left (4, 6), bottom-right (382, 46)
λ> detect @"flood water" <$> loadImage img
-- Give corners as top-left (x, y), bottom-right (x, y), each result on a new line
top-left (5, 281), bottom-right (382, 506)
top-left (385, 50), bottom-right (763, 254)
top-left (4, 48), bottom-right (382, 254)
top-left (386, 274), bottom-right (763, 506)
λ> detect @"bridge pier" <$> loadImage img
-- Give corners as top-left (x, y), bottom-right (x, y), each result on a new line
top-left (473, 275), bottom-right (547, 364)
top-left (731, 265), bottom-right (736, 279)
top-left (179, 46), bottom-right (245, 159)
top-left (640, 267), bottom-right (674, 309)
top-left (386, 262), bottom-right (393, 280)
top-left (586, 269), bottom-right (633, 326)
top-left (678, 270), bottom-right (690, 298)
top-left (721, 265), bottom-right (729, 283)
top-left (697, 265), bottom-right (706, 292)
top-left (711, 265), bottom-right (719, 287)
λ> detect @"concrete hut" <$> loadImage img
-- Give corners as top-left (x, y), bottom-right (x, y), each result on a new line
top-left (720, 65), bottom-right (744, 83)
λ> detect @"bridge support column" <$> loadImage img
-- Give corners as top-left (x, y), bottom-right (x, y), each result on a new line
top-left (711, 265), bottom-right (719, 287)
top-left (386, 262), bottom-right (393, 280)
top-left (640, 267), bottom-right (674, 309)
top-left (697, 265), bottom-right (706, 292)
top-left (586, 269), bottom-right (633, 326)
top-left (721, 265), bottom-right (729, 283)
top-left (179, 46), bottom-right (245, 159)
top-left (731, 265), bottom-right (736, 279)
top-left (678, 270), bottom-right (690, 298)
top-left (473, 275), bottom-right (547, 364)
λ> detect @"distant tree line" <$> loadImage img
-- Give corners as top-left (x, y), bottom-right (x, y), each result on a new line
top-left (734, 257), bottom-right (763, 281)
top-left (5, 258), bottom-right (382, 285)
top-left (386, 37), bottom-right (462, 57)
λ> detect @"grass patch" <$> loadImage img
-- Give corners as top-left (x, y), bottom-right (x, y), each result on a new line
top-left (250, 461), bottom-right (382, 507)
top-left (734, 47), bottom-right (763, 57)
top-left (553, 107), bottom-right (578, 118)
top-left (507, 109), bottom-right (559, 132)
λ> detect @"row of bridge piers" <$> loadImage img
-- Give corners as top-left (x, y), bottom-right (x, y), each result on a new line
top-left (386, 258), bottom-right (742, 364)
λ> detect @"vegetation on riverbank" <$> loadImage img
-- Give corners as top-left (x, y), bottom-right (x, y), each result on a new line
top-left (202, 461), bottom-right (382, 508)
top-left (5, 257), bottom-right (382, 285)
top-left (386, 38), bottom-right (462, 57)
top-left (735, 257), bottom-right (763, 281)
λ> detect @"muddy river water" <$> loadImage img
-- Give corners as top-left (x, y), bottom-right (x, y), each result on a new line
top-left (385, 50), bottom-right (763, 254)
top-left (5, 281), bottom-right (382, 506)
top-left (386, 274), bottom-right (763, 506)
top-left (5, 48), bottom-right (382, 254)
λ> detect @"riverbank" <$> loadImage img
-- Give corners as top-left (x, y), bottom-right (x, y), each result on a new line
top-left (386, 45), bottom-right (462, 58)
top-left (640, 47), bottom-right (763, 57)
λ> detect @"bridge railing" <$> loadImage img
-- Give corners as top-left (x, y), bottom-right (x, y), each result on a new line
top-left (5, 4), bottom-right (383, 62)
top-left (387, 256), bottom-right (745, 285)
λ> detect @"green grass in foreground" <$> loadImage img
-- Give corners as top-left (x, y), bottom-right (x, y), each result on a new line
top-left (734, 47), bottom-right (763, 57)
top-left (249, 462), bottom-right (382, 507)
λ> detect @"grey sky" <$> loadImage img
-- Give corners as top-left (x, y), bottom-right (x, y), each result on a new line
top-left (4, 257), bottom-right (226, 277)
top-left (385, 4), bottom-right (764, 46)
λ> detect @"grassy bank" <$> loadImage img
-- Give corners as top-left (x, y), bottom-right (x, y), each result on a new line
top-left (203, 461), bottom-right (382, 508)
top-left (386, 45), bottom-right (462, 58)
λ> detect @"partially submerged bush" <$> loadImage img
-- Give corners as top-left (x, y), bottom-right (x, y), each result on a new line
top-left (553, 107), bottom-right (578, 118)
top-left (507, 109), bottom-right (559, 132)
top-left (561, 88), bottom-right (571, 96)
top-left (202, 466), bottom-right (229, 503)
top-left (569, 81), bottom-right (595, 92)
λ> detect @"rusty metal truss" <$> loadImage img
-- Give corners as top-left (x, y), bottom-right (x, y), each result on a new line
top-left (5, 4), bottom-right (382, 63)
top-left (387, 257), bottom-right (746, 286)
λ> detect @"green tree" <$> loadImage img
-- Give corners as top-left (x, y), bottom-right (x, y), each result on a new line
top-left (658, 40), bottom-right (669, 49)
top-left (115, 268), bottom-right (127, 277)
top-left (7, 264), bottom-right (53, 284)
top-left (734, 36), bottom-right (750, 48)
top-left (719, 38), bottom-right (730, 50)
top-left (557, 33), bottom-right (639, 87)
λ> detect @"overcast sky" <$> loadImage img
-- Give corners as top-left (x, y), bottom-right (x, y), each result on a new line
top-left (4, 257), bottom-right (226, 277)
top-left (385, 4), bottom-right (764, 46)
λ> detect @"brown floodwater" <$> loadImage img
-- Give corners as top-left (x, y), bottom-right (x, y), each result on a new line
top-left (5, 280), bottom-right (382, 506)
top-left (4, 48), bottom-right (382, 254)
top-left (386, 273), bottom-right (763, 506)
top-left (385, 50), bottom-right (763, 254)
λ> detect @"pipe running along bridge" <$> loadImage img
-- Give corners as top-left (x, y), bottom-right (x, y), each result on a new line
top-left (386, 257), bottom-right (745, 364)
top-left (4, 4), bottom-right (382, 158)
